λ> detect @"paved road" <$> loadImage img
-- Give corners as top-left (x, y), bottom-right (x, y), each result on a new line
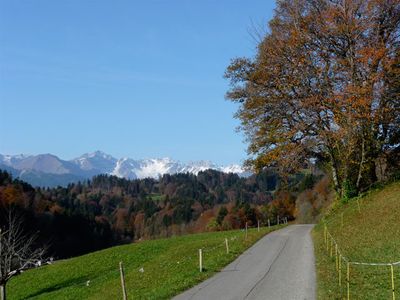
top-left (173, 225), bottom-right (316, 300)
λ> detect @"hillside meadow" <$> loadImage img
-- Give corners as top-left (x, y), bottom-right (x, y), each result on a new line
top-left (8, 225), bottom-right (285, 299)
top-left (313, 181), bottom-right (400, 299)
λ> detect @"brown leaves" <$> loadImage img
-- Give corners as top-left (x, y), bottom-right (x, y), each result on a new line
top-left (225, 0), bottom-right (400, 193)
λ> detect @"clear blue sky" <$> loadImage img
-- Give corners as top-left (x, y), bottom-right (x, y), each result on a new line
top-left (0, 0), bottom-right (275, 165)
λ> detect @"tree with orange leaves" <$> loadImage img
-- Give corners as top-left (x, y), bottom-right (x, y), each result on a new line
top-left (225, 0), bottom-right (400, 196)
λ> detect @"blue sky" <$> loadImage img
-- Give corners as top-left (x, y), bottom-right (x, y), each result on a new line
top-left (0, 0), bottom-right (275, 165)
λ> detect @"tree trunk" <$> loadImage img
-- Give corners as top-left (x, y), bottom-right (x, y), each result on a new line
top-left (1, 284), bottom-right (6, 300)
top-left (331, 165), bottom-right (339, 191)
top-left (356, 135), bottom-right (365, 191)
top-left (327, 143), bottom-right (341, 193)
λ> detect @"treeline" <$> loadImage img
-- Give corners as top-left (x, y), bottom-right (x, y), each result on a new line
top-left (0, 168), bottom-right (329, 259)
top-left (0, 169), bottom-right (280, 257)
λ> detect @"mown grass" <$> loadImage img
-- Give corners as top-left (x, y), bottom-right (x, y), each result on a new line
top-left (9, 225), bottom-right (285, 299)
top-left (313, 181), bottom-right (400, 299)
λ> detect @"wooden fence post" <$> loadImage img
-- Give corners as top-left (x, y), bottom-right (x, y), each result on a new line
top-left (326, 232), bottom-right (329, 252)
top-left (225, 238), bottom-right (229, 254)
top-left (199, 249), bottom-right (203, 272)
top-left (119, 262), bottom-right (127, 300)
top-left (347, 262), bottom-right (350, 300)
top-left (335, 244), bottom-right (338, 271)
top-left (391, 264), bottom-right (396, 300)
top-left (339, 255), bottom-right (342, 287)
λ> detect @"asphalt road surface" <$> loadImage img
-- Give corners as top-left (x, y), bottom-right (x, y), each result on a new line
top-left (173, 224), bottom-right (316, 300)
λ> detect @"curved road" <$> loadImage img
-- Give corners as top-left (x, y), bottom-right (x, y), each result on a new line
top-left (174, 225), bottom-right (316, 300)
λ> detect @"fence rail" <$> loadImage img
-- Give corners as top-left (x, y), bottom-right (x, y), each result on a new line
top-left (117, 218), bottom-right (287, 299)
top-left (323, 224), bottom-right (399, 300)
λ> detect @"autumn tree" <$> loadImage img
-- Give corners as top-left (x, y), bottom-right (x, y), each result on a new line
top-left (225, 0), bottom-right (400, 196)
top-left (216, 206), bottom-right (228, 225)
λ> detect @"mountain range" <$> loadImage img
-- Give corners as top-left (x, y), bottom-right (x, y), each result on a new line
top-left (0, 151), bottom-right (248, 187)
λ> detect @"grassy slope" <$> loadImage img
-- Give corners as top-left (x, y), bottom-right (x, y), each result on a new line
top-left (9, 225), bottom-right (284, 299)
top-left (313, 181), bottom-right (400, 299)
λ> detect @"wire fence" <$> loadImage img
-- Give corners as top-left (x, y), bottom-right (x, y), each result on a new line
top-left (323, 222), bottom-right (399, 299)
top-left (117, 218), bottom-right (288, 299)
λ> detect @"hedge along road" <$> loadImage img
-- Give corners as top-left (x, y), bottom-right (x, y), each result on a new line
top-left (174, 225), bottom-right (316, 300)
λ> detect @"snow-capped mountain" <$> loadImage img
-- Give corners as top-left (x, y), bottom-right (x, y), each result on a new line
top-left (180, 160), bottom-right (219, 174)
top-left (72, 151), bottom-right (117, 173)
top-left (0, 151), bottom-right (248, 187)
top-left (112, 157), bottom-right (182, 179)
top-left (0, 153), bottom-right (82, 175)
top-left (221, 164), bottom-right (247, 174)
top-left (110, 158), bottom-right (243, 179)
top-left (0, 153), bottom-right (32, 166)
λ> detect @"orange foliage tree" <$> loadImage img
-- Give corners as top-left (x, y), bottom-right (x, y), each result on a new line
top-left (225, 0), bottom-right (400, 196)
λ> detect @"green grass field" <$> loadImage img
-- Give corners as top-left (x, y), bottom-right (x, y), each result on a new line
top-left (8, 225), bottom-right (284, 299)
top-left (313, 181), bottom-right (400, 299)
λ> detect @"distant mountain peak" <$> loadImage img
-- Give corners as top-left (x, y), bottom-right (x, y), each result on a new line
top-left (0, 153), bottom-right (32, 164)
top-left (72, 151), bottom-right (117, 173)
top-left (79, 150), bottom-right (116, 160)
top-left (0, 151), bottom-right (249, 187)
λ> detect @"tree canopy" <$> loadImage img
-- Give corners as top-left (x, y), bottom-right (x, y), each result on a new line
top-left (225, 0), bottom-right (400, 196)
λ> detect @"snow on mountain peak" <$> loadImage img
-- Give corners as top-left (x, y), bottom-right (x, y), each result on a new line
top-left (0, 154), bottom-right (32, 165)
top-left (108, 156), bottom-right (249, 179)
top-left (1, 152), bottom-right (250, 183)
top-left (82, 150), bottom-right (116, 160)
top-left (72, 151), bottom-right (117, 172)
top-left (221, 164), bottom-right (246, 174)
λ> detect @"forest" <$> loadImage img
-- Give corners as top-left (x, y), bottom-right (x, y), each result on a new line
top-left (0, 167), bottom-right (327, 259)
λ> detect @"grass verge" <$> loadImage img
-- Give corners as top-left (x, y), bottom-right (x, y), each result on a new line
top-left (9, 225), bottom-right (285, 299)
top-left (313, 181), bottom-right (400, 299)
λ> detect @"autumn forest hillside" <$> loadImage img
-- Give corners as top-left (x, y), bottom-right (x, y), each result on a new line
top-left (0, 166), bottom-right (330, 259)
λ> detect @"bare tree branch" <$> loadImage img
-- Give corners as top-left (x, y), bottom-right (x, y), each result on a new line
top-left (0, 211), bottom-right (47, 300)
